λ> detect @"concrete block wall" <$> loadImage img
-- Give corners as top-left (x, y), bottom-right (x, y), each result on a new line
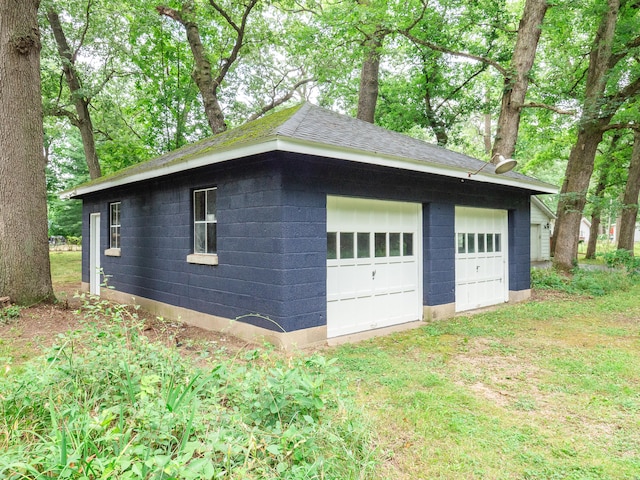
top-left (279, 154), bottom-right (531, 312)
top-left (82, 151), bottom-right (533, 334)
top-left (83, 155), bottom-right (294, 331)
top-left (422, 203), bottom-right (455, 306)
top-left (509, 204), bottom-right (532, 291)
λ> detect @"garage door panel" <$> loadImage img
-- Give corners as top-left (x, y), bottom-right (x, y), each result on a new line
top-left (327, 196), bottom-right (422, 338)
top-left (455, 207), bottom-right (508, 312)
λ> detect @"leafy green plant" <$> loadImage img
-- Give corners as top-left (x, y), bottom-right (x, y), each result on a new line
top-left (66, 236), bottom-right (81, 246)
top-left (531, 267), bottom-right (636, 296)
top-left (0, 305), bottom-right (21, 325)
top-left (530, 268), bottom-right (568, 291)
top-left (602, 248), bottom-right (640, 275)
top-left (0, 299), bottom-right (376, 479)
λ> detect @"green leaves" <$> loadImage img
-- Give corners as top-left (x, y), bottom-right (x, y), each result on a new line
top-left (0, 305), bottom-right (375, 479)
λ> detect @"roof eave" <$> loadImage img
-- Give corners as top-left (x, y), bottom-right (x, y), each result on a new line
top-left (65, 135), bottom-right (557, 198)
top-left (276, 137), bottom-right (558, 194)
top-left (65, 136), bottom-right (281, 198)
top-left (531, 195), bottom-right (557, 218)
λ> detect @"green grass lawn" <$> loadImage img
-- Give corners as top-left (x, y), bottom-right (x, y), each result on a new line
top-left (49, 250), bottom-right (82, 286)
top-left (334, 287), bottom-right (640, 479)
top-left (578, 241), bottom-right (640, 265)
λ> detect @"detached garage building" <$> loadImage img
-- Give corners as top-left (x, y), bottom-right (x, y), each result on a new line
top-left (67, 103), bottom-right (556, 347)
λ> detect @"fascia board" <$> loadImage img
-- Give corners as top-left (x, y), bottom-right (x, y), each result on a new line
top-left (65, 138), bottom-right (281, 198)
top-left (531, 195), bottom-right (557, 218)
top-left (276, 137), bottom-right (559, 194)
top-left (65, 135), bottom-right (557, 198)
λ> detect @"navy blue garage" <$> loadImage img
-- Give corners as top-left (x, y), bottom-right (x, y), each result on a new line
top-left (67, 103), bottom-right (555, 347)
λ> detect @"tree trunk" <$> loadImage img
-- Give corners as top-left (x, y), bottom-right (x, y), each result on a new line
top-left (585, 172), bottom-right (608, 259)
top-left (492, 0), bottom-right (548, 160)
top-left (47, 8), bottom-right (102, 179)
top-left (553, 121), bottom-right (610, 269)
top-left (0, 0), bottom-right (54, 304)
top-left (183, 18), bottom-right (226, 134)
top-left (585, 133), bottom-right (619, 258)
top-left (157, 5), bottom-right (227, 134)
top-left (357, 32), bottom-right (383, 123)
top-left (617, 130), bottom-right (640, 252)
top-left (424, 85), bottom-right (448, 146)
top-left (586, 215), bottom-right (601, 259)
top-left (552, 0), bottom-right (620, 271)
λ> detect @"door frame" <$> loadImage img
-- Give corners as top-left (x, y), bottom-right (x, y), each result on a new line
top-left (89, 213), bottom-right (101, 296)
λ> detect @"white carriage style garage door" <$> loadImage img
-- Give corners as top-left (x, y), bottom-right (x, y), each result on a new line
top-left (455, 206), bottom-right (509, 312)
top-left (326, 196), bottom-right (422, 338)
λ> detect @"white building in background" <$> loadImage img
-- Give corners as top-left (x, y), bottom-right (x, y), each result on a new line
top-left (530, 197), bottom-right (555, 261)
top-left (579, 217), bottom-right (592, 245)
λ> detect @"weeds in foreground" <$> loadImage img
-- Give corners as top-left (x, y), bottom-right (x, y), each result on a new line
top-left (0, 305), bottom-right (21, 326)
top-left (0, 299), bottom-right (375, 479)
top-left (531, 266), bottom-right (638, 296)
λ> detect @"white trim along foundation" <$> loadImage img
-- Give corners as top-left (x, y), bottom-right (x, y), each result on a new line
top-left (80, 283), bottom-right (531, 349)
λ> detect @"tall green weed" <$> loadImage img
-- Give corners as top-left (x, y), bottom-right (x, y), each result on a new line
top-left (601, 248), bottom-right (640, 275)
top-left (0, 301), bottom-right (375, 479)
top-left (531, 267), bottom-right (637, 296)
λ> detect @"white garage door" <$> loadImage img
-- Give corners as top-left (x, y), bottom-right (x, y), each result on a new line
top-left (455, 206), bottom-right (508, 312)
top-left (327, 196), bottom-right (422, 338)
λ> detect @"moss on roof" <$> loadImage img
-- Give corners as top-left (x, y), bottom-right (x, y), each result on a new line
top-left (70, 104), bottom-right (304, 192)
top-left (65, 102), bottom-right (557, 198)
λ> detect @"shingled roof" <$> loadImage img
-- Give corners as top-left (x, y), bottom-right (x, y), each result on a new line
top-left (67, 102), bottom-right (556, 198)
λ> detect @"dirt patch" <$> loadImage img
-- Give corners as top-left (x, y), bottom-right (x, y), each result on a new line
top-left (530, 289), bottom-right (584, 302)
top-left (452, 338), bottom-right (553, 413)
top-left (0, 283), bottom-right (256, 366)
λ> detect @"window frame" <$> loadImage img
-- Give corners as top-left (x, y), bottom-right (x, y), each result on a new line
top-left (187, 187), bottom-right (219, 266)
top-left (105, 201), bottom-right (121, 257)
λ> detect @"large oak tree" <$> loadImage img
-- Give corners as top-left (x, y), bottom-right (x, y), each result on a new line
top-left (0, 0), bottom-right (54, 304)
top-left (552, 0), bottom-right (640, 270)
top-left (400, 0), bottom-right (549, 160)
top-left (617, 129), bottom-right (640, 252)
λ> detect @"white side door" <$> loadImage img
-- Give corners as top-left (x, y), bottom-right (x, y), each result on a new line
top-left (455, 207), bottom-right (508, 312)
top-left (89, 213), bottom-right (101, 296)
top-left (327, 196), bottom-right (422, 338)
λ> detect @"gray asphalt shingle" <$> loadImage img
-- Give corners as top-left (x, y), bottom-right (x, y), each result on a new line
top-left (68, 102), bottom-right (554, 196)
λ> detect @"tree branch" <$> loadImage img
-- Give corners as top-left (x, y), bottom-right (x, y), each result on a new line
top-left (156, 5), bottom-right (185, 25)
top-left (401, 0), bottom-right (429, 33)
top-left (87, 67), bottom-right (117, 102)
top-left (246, 77), bottom-right (315, 121)
top-left (605, 74), bottom-right (640, 111)
top-left (601, 122), bottom-right (640, 133)
top-left (209, 0), bottom-right (259, 35)
top-left (45, 106), bottom-right (80, 127)
top-left (117, 105), bottom-right (144, 141)
top-left (399, 30), bottom-right (508, 76)
top-left (93, 128), bottom-right (114, 141)
top-left (519, 101), bottom-right (576, 115)
top-left (211, 0), bottom-right (259, 89)
top-left (73, 0), bottom-right (94, 62)
top-left (609, 34), bottom-right (640, 68)
top-left (436, 64), bottom-right (487, 111)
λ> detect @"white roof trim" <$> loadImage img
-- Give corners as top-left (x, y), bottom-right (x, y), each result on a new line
top-left (531, 196), bottom-right (557, 218)
top-left (65, 139), bottom-right (279, 198)
top-left (276, 137), bottom-right (557, 194)
top-left (65, 135), bottom-right (557, 198)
